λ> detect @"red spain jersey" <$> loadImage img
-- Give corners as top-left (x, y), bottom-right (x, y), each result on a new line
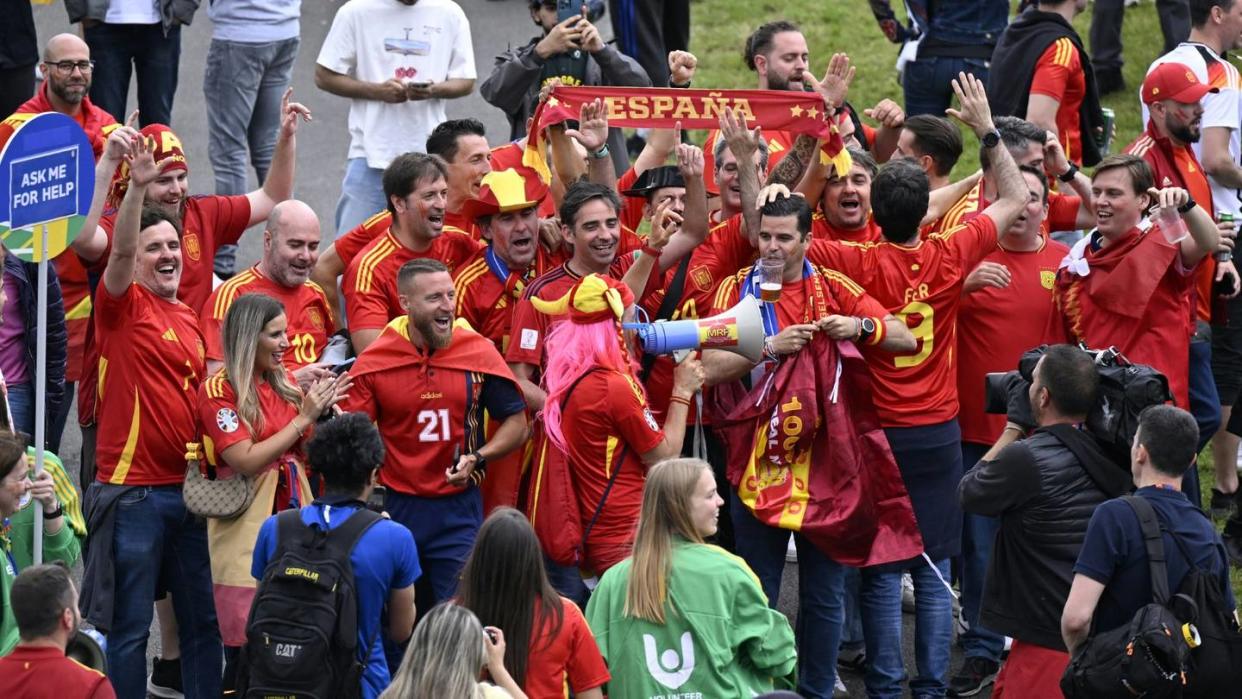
top-left (98, 194), bottom-right (251, 314)
top-left (809, 214), bottom-right (1000, 427)
top-left (343, 318), bottom-right (523, 497)
top-left (561, 368), bottom-right (664, 572)
top-left (343, 229), bottom-right (483, 332)
top-left (505, 256), bottom-right (639, 370)
top-left (198, 370), bottom-right (304, 471)
top-left (55, 254), bottom-right (92, 382)
top-left (202, 266), bottom-right (335, 368)
top-left (1030, 38), bottom-right (1086, 164)
top-left (452, 250), bottom-right (537, 352)
top-left (443, 209), bottom-right (482, 241)
top-left (1052, 226), bottom-right (1197, 407)
top-left (811, 211), bottom-right (883, 243)
top-left (956, 237), bottom-right (1069, 445)
top-left (927, 183), bottom-right (1080, 238)
top-left (709, 264), bottom-right (890, 328)
top-left (335, 210), bottom-right (477, 270)
top-left (94, 283), bottom-right (206, 485)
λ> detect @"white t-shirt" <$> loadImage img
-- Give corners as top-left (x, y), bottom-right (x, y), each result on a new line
top-left (1142, 43), bottom-right (1242, 217)
top-left (105, 0), bottom-right (161, 24)
top-left (317, 0), bottom-right (476, 170)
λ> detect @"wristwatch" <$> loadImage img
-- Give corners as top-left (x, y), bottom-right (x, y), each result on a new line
top-left (1058, 163), bottom-right (1080, 183)
top-left (981, 129), bottom-right (1001, 149)
top-left (589, 144), bottom-right (611, 160)
top-left (470, 451), bottom-right (488, 472)
top-left (43, 503), bottom-right (63, 519)
top-left (1178, 198), bottom-right (1198, 214)
top-left (858, 316), bottom-right (877, 343)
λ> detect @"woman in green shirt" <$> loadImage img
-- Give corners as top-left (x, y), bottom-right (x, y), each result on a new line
top-left (585, 458), bottom-right (798, 698)
top-left (1, 431), bottom-right (82, 655)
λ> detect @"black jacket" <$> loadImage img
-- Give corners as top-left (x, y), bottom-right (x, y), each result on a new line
top-left (3, 253), bottom-right (67, 444)
top-left (959, 424), bottom-right (1132, 649)
top-left (987, 8), bottom-right (1107, 166)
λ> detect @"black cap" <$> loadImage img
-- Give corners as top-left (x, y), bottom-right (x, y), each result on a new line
top-left (621, 166), bottom-right (686, 198)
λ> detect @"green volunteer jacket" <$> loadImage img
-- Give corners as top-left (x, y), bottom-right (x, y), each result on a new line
top-left (1, 451), bottom-right (85, 655)
top-left (585, 540), bottom-right (797, 698)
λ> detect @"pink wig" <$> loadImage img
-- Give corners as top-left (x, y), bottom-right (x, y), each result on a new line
top-left (542, 316), bottom-right (644, 452)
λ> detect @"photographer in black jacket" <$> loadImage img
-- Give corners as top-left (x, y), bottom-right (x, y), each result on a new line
top-left (958, 344), bottom-right (1133, 697)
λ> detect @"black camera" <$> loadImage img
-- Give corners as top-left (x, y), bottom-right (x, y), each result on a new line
top-left (983, 344), bottom-right (1173, 467)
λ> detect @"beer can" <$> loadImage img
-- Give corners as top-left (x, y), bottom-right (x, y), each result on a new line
top-left (1217, 212), bottom-right (1233, 263)
top-left (1099, 107), bottom-right (1115, 156)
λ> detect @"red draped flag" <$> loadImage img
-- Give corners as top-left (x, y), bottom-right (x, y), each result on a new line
top-left (711, 334), bottom-right (924, 567)
top-left (523, 86), bottom-right (852, 183)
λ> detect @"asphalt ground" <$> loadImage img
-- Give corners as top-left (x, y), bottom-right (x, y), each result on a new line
top-left (30, 1), bottom-right (984, 695)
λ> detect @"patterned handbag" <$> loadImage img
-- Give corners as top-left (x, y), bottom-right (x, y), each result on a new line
top-left (182, 442), bottom-right (256, 519)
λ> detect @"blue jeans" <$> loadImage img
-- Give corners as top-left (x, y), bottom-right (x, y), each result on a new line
top-left (6, 380), bottom-right (33, 439)
top-left (106, 486), bottom-right (221, 699)
top-left (204, 36), bottom-right (299, 277)
top-left (902, 56), bottom-right (990, 118)
top-left (545, 556), bottom-right (590, 609)
top-left (335, 158), bottom-right (388, 239)
top-left (1187, 338), bottom-right (1220, 507)
top-left (842, 566), bottom-right (864, 649)
top-left (732, 492), bottom-right (845, 699)
top-left (48, 380), bottom-right (73, 455)
top-left (83, 23), bottom-right (181, 126)
top-left (959, 441), bottom-right (1005, 662)
top-left (862, 558), bottom-right (954, 698)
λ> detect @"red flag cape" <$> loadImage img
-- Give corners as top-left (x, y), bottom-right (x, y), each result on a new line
top-left (711, 334), bottom-right (924, 567)
top-left (523, 86), bottom-right (852, 182)
top-left (351, 317), bottom-right (516, 382)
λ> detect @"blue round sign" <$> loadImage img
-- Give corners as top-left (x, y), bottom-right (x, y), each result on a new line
top-left (0, 112), bottom-right (95, 262)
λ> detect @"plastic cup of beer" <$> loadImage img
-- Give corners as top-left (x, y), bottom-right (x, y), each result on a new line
top-left (759, 258), bottom-right (784, 303)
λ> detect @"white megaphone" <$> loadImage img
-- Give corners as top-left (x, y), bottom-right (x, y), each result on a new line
top-left (622, 295), bottom-right (765, 363)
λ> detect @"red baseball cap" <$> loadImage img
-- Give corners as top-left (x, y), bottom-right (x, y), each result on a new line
top-left (1141, 62), bottom-right (1219, 105)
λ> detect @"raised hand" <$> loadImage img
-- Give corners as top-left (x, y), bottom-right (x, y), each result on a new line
top-left (280, 87), bottom-right (312, 138)
top-left (864, 98), bottom-right (905, 129)
top-left (648, 199), bottom-right (683, 249)
top-left (1147, 186), bottom-right (1191, 214)
top-left (535, 15), bottom-right (584, 59)
top-left (668, 50), bottom-right (698, 85)
top-left (756, 183), bottom-right (795, 208)
top-left (127, 133), bottom-right (159, 187)
top-left (1043, 131), bottom-right (1071, 177)
top-left (945, 72), bottom-right (995, 137)
top-left (720, 107), bottom-right (762, 161)
top-left (564, 98), bottom-right (609, 153)
top-left (676, 141), bottom-right (704, 179)
top-left (808, 53), bottom-right (855, 112)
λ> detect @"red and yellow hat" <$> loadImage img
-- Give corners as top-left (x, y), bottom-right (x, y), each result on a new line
top-left (462, 167), bottom-right (549, 223)
top-left (531, 273), bottom-right (633, 325)
top-left (107, 124), bottom-right (189, 207)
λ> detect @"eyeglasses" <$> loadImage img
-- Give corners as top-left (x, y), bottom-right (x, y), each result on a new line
top-left (47, 60), bottom-right (95, 74)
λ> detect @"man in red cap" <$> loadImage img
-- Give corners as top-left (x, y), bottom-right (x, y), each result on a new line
top-left (343, 257), bottom-right (527, 612)
top-left (1127, 61), bottom-right (1237, 494)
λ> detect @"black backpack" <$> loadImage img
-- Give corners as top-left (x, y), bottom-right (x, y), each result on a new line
top-left (238, 501), bottom-right (382, 699)
top-left (1061, 496), bottom-right (1194, 699)
top-left (1086, 353), bottom-right (1173, 468)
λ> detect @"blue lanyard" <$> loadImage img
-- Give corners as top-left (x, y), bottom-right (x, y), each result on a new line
top-left (739, 258), bottom-right (814, 335)
top-left (485, 246), bottom-right (510, 282)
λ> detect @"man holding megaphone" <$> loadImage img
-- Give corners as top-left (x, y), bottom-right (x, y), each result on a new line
top-left (700, 190), bottom-right (915, 698)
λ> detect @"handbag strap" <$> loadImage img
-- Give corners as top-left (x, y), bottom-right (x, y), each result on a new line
top-left (559, 368), bottom-right (629, 552)
top-left (1123, 495), bottom-right (1172, 605)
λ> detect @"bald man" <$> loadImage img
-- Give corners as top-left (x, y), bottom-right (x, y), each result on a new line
top-left (202, 199), bottom-right (338, 378)
top-left (15, 34), bottom-right (118, 159)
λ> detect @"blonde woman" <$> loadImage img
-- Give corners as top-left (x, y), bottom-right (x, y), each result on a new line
top-left (196, 292), bottom-right (348, 685)
top-left (584, 458), bottom-right (797, 698)
top-left (381, 602), bottom-right (527, 699)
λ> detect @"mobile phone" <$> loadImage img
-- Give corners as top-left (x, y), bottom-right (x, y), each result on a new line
top-left (366, 485), bottom-right (387, 513)
top-left (332, 358), bottom-right (356, 375)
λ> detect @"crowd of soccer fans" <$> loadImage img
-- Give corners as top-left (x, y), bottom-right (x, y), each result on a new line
top-left (2, 1), bottom-right (1242, 698)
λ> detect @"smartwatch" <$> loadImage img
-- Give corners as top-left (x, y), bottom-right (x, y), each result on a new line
top-left (1058, 163), bottom-right (1080, 183)
top-left (981, 129), bottom-right (1001, 149)
top-left (859, 316), bottom-right (878, 343)
top-left (470, 451), bottom-right (488, 472)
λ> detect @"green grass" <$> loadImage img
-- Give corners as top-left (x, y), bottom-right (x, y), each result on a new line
top-left (691, 0), bottom-right (1242, 602)
top-left (690, 0), bottom-right (1181, 178)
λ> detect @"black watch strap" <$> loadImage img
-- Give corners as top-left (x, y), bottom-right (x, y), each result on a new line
top-left (1058, 163), bottom-right (1079, 183)
top-left (43, 503), bottom-right (63, 519)
top-left (1178, 198), bottom-right (1198, 214)
top-left (982, 129), bottom-right (1001, 148)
